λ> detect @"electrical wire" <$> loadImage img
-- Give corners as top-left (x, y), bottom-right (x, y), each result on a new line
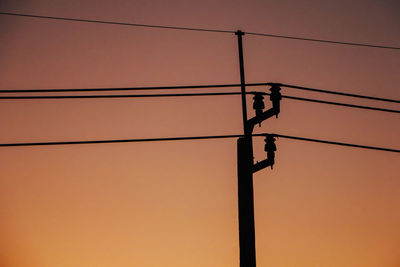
top-left (1, 92), bottom-right (399, 114)
top-left (0, 133), bottom-right (399, 153)
top-left (271, 83), bottom-right (400, 104)
top-left (273, 134), bottom-right (400, 153)
top-left (0, 12), bottom-right (234, 34)
top-left (0, 84), bottom-right (243, 93)
top-left (0, 92), bottom-right (241, 98)
top-left (1, 12), bottom-right (399, 50)
top-left (0, 135), bottom-right (240, 147)
top-left (1, 82), bottom-right (398, 105)
top-left (274, 94), bottom-right (400, 114)
top-left (245, 32), bottom-right (400, 50)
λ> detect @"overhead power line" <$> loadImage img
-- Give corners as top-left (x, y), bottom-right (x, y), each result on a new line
top-left (0, 84), bottom-right (243, 93)
top-left (274, 134), bottom-right (400, 153)
top-left (0, 92), bottom-right (241, 98)
top-left (272, 83), bottom-right (400, 104)
top-left (1, 92), bottom-right (399, 114)
top-left (0, 134), bottom-right (240, 147)
top-left (0, 133), bottom-right (399, 153)
top-left (1, 12), bottom-right (399, 50)
top-left (0, 12), bottom-right (234, 34)
top-left (245, 32), bottom-right (400, 50)
top-left (1, 82), bottom-right (398, 104)
top-left (276, 94), bottom-right (400, 114)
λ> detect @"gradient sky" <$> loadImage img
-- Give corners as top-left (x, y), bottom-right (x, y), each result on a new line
top-left (0, 0), bottom-right (400, 266)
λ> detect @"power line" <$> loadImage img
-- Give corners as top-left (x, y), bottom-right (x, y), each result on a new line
top-left (276, 94), bottom-right (400, 114)
top-left (0, 92), bottom-right (241, 98)
top-left (274, 134), bottom-right (400, 153)
top-left (1, 12), bottom-right (399, 50)
top-left (0, 133), bottom-right (399, 153)
top-left (1, 92), bottom-right (399, 114)
top-left (1, 82), bottom-right (398, 105)
top-left (0, 12), bottom-right (234, 34)
top-left (246, 32), bottom-right (400, 50)
top-left (0, 84), bottom-right (243, 93)
top-left (0, 134), bottom-right (240, 147)
top-left (271, 83), bottom-right (400, 104)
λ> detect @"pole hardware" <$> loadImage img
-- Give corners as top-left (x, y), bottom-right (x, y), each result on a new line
top-left (247, 84), bottom-right (282, 135)
top-left (252, 135), bottom-right (277, 172)
top-left (252, 93), bottom-right (265, 126)
top-left (269, 84), bottom-right (282, 118)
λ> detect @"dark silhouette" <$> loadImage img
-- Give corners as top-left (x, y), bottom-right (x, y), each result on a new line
top-left (237, 84), bottom-right (280, 267)
top-left (253, 135), bottom-right (277, 172)
top-left (236, 29), bottom-right (282, 267)
top-left (246, 86), bottom-right (282, 135)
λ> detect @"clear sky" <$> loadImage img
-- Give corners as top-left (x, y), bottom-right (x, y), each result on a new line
top-left (0, 0), bottom-right (399, 266)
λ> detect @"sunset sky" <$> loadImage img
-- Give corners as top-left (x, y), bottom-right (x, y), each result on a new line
top-left (0, 0), bottom-right (399, 266)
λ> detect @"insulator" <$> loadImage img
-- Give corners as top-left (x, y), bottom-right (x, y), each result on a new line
top-left (264, 135), bottom-right (277, 152)
top-left (269, 85), bottom-right (282, 102)
top-left (253, 93), bottom-right (265, 111)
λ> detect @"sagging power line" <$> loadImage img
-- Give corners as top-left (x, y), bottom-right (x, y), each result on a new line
top-left (1, 133), bottom-right (399, 153)
top-left (1, 12), bottom-right (399, 50)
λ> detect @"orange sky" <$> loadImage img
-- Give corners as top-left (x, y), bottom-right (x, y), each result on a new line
top-left (0, 0), bottom-right (400, 266)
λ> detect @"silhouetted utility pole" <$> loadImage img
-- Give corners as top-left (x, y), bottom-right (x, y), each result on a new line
top-left (235, 30), bottom-right (281, 267)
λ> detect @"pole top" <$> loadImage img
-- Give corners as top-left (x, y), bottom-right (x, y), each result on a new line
top-left (235, 30), bottom-right (245, 36)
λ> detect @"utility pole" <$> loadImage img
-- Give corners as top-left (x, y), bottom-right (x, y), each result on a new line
top-left (236, 30), bottom-right (256, 267)
top-left (235, 30), bottom-right (281, 267)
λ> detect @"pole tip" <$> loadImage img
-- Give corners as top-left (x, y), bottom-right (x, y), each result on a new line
top-left (235, 30), bottom-right (245, 36)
